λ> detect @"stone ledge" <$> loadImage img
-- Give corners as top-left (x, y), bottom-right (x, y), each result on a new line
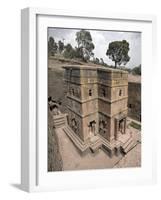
top-left (65, 80), bottom-right (128, 87)
top-left (67, 106), bottom-right (98, 118)
top-left (66, 95), bottom-right (98, 104)
top-left (63, 126), bottom-right (90, 153)
top-left (63, 125), bottom-right (116, 155)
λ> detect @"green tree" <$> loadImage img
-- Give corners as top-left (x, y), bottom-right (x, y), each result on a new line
top-left (94, 57), bottom-right (100, 64)
top-left (106, 40), bottom-right (130, 68)
top-left (100, 58), bottom-right (104, 65)
top-left (132, 65), bottom-right (141, 75)
top-left (58, 40), bottom-right (64, 54)
top-left (48, 37), bottom-right (58, 56)
top-left (63, 44), bottom-right (75, 59)
top-left (74, 47), bottom-right (84, 59)
top-left (75, 29), bottom-right (95, 61)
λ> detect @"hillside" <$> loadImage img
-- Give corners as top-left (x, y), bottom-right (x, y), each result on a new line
top-left (48, 55), bottom-right (110, 70)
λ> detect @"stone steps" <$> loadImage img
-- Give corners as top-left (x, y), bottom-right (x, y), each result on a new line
top-left (54, 116), bottom-right (66, 121)
top-left (122, 137), bottom-right (133, 149)
top-left (54, 120), bottom-right (66, 128)
top-left (54, 120), bottom-right (66, 125)
top-left (63, 124), bottom-right (138, 156)
top-left (121, 137), bottom-right (137, 154)
top-left (63, 126), bottom-right (89, 153)
top-left (124, 141), bottom-right (136, 153)
top-left (99, 135), bottom-right (114, 150)
top-left (89, 137), bottom-right (102, 152)
top-left (53, 114), bottom-right (67, 128)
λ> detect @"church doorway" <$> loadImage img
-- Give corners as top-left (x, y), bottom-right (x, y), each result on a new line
top-left (115, 116), bottom-right (127, 140)
top-left (118, 118), bottom-right (126, 134)
top-left (88, 120), bottom-right (96, 137)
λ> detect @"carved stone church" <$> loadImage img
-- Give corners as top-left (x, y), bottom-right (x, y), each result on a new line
top-left (63, 65), bottom-right (132, 156)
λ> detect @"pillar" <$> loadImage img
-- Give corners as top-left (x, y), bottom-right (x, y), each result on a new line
top-left (115, 119), bottom-right (119, 140)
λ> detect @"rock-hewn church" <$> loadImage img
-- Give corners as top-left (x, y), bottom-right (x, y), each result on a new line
top-left (62, 65), bottom-right (133, 156)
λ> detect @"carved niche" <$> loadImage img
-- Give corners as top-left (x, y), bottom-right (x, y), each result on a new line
top-left (99, 119), bottom-right (107, 135)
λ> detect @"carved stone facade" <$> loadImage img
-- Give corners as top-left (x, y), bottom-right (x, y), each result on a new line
top-left (63, 65), bottom-right (129, 154)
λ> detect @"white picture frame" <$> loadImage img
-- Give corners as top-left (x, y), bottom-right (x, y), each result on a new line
top-left (21, 7), bottom-right (157, 192)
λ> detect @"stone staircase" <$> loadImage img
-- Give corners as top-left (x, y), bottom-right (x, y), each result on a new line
top-left (62, 122), bottom-right (138, 155)
top-left (53, 114), bottom-right (67, 128)
top-left (63, 125), bottom-right (114, 154)
top-left (89, 136), bottom-right (102, 152)
top-left (120, 136), bottom-right (137, 154)
top-left (63, 126), bottom-right (90, 153)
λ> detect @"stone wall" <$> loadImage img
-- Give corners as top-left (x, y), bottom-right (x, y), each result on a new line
top-left (98, 99), bottom-right (111, 115)
top-left (67, 109), bottom-right (83, 140)
top-left (82, 113), bottom-right (98, 141)
top-left (111, 98), bottom-right (128, 116)
top-left (98, 84), bottom-right (111, 99)
top-left (64, 65), bottom-right (128, 144)
top-left (128, 82), bottom-right (141, 121)
top-left (98, 113), bottom-right (110, 140)
top-left (67, 97), bottom-right (82, 114)
top-left (81, 83), bottom-right (98, 101)
top-left (48, 108), bottom-right (63, 171)
top-left (111, 85), bottom-right (128, 100)
top-left (82, 99), bottom-right (98, 116)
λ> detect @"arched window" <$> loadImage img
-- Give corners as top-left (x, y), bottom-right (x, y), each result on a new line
top-left (72, 88), bottom-right (74, 96)
top-left (72, 118), bottom-right (77, 126)
top-left (99, 120), bottom-right (107, 134)
top-left (119, 89), bottom-right (122, 96)
top-left (102, 88), bottom-right (106, 97)
top-left (89, 89), bottom-right (92, 96)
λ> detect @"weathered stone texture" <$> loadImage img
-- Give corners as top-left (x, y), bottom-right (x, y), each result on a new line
top-left (81, 83), bottom-right (98, 101)
top-left (63, 65), bottom-right (128, 145)
top-left (67, 110), bottom-right (83, 140)
top-left (82, 113), bottom-right (98, 141)
top-left (98, 99), bottom-right (111, 115)
top-left (128, 82), bottom-right (141, 121)
top-left (111, 98), bottom-right (128, 115)
top-left (111, 86), bottom-right (128, 100)
top-left (48, 108), bottom-right (63, 171)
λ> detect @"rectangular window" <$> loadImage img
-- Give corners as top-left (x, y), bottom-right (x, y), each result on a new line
top-left (89, 89), bottom-right (92, 96)
top-left (119, 89), bottom-right (122, 96)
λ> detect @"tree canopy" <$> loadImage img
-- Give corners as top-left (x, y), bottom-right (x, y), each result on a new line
top-left (58, 40), bottom-right (64, 54)
top-left (48, 37), bottom-right (58, 56)
top-left (132, 64), bottom-right (141, 75)
top-left (106, 40), bottom-right (130, 68)
top-left (75, 30), bottom-right (95, 61)
top-left (63, 44), bottom-right (76, 59)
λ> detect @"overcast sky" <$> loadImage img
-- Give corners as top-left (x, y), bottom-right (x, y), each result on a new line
top-left (48, 28), bottom-right (141, 68)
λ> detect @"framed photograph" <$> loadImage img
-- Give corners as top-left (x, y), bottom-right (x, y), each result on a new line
top-left (21, 7), bottom-right (156, 192)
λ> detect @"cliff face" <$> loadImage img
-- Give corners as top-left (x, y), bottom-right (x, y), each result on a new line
top-left (48, 109), bottom-right (63, 171)
top-left (128, 82), bottom-right (141, 121)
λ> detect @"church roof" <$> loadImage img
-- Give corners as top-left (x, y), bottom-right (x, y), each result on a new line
top-left (63, 65), bottom-right (128, 74)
